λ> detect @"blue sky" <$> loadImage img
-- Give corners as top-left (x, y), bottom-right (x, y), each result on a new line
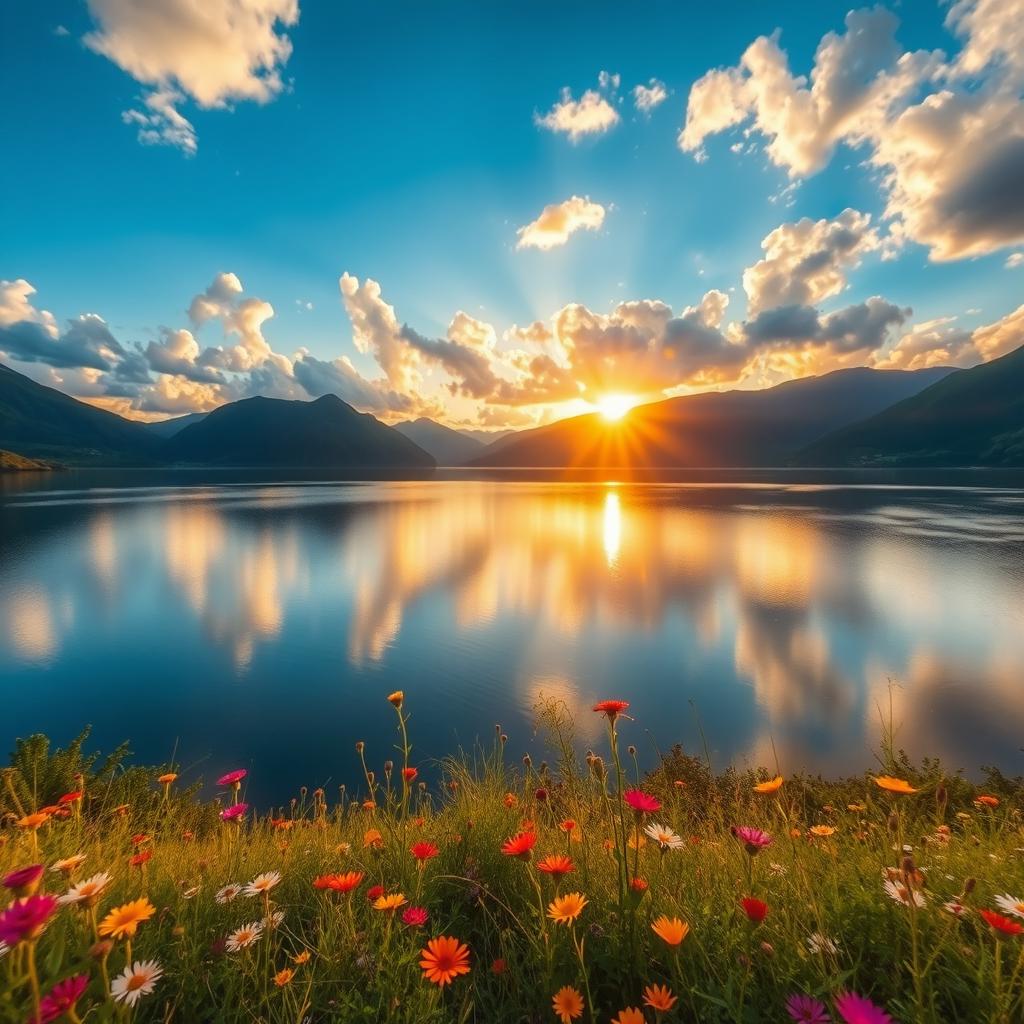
top-left (2, 0), bottom-right (1023, 424)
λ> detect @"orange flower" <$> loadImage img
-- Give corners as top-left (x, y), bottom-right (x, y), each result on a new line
top-left (753, 775), bottom-right (783, 794)
top-left (419, 936), bottom-right (471, 986)
top-left (98, 898), bottom-right (156, 940)
top-left (373, 893), bottom-right (408, 912)
top-left (975, 795), bottom-right (1000, 807)
top-left (611, 1009), bottom-right (645, 1024)
top-left (651, 915), bottom-right (689, 946)
top-left (16, 812), bottom-right (49, 829)
top-left (363, 829), bottom-right (383, 849)
top-left (558, 819), bottom-right (577, 834)
top-left (643, 984), bottom-right (678, 1012)
top-left (58, 791), bottom-right (83, 805)
top-left (501, 831), bottom-right (537, 860)
top-left (411, 842), bottom-right (439, 863)
top-left (129, 850), bottom-right (152, 867)
top-left (503, 793), bottom-right (518, 808)
top-left (873, 776), bottom-right (918, 794)
top-left (274, 968), bottom-right (294, 987)
top-left (547, 892), bottom-right (588, 926)
top-left (293, 951), bottom-right (311, 965)
top-left (809, 825), bottom-right (836, 837)
top-left (313, 871), bottom-right (364, 894)
top-left (387, 690), bottom-right (404, 707)
top-left (537, 855), bottom-right (575, 878)
top-left (552, 985), bottom-right (585, 1023)
top-left (157, 773), bottom-right (178, 785)
top-left (630, 877), bottom-right (649, 893)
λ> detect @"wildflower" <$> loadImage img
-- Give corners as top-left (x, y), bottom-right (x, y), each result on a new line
top-left (942, 900), bottom-right (965, 915)
top-left (99, 898), bottom-right (156, 940)
top-left (630, 877), bottom-right (649, 893)
top-left (220, 802), bottom-right (248, 822)
top-left (833, 991), bottom-right (894, 1024)
top-left (975, 795), bottom-right (1000, 807)
top-left (51, 854), bottom-right (86, 877)
top-left (37, 972), bottom-right (89, 1023)
top-left (403, 905), bottom-right (429, 927)
top-left (130, 850), bottom-right (152, 867)
top-left (979, 909), bottom-right (1024, 936)
top-left (501, 831), bottom-right (537, 860)
top-left (274, 968), bottom-right (295, 987)
top-left (770, 862), bottom-right (788, 876)
top-left (807, 932), bottom-right (839, 955)
top-left (419, 936), bottom-right (471, 986)
top-left (245, 871), bottom-right (281, 897)
top-left (503, 793), bottom-right (518, 808)
top-left (111, 960), bottom-right (163, 1006)
top-left (643, 984), bottom-right (678, 1012)
top-left (558, 819), bottom-right (577, 834)
top-left (387, 690), bottom-right (404, 707)
top-left (58, 790), bottom-right (83, 805)
top-left (157, 772), bottom-right (178, 785)
top-left (293, 950), bottom-right (311, 964)
top-left (810, 825), bottom-right (836, 837)
top-left (994, 894), bottom-right (1024, 920)
top-left (490, 958), bottom-right (506, 974)
top-left (547, 892), bottom-right (588, 925)
top-left (873, 776), bottom-right (917, 795)
top-left (651, 915), bottom-right (689, 946)
top-left (411, 841), bottom-right (440, 863)
top-left (624, 789), bottom-right (661, 815)
top-left (2, 864), bottom-right (44, 896)
top-left (740, 897), bottom-right (769, 923)
top-left (644, 822), bottom-right (684, 849)
top-left (552, 985), bottom-right (585, 1023)
top-left (593, 699), bottom-right (629, 721)
top-left (313, 871), bottom-right (364, 894)
top-left (265, 910), bottom-right (285, 929)
top-left (611, 1009), bottom-right (645, 1024)
top-left (732, 826), bottom-right (773, 855)
top-left (364, 828), bottom-right (384, 849)
top-left (215, 883), bottom-right (243, 904)
top-left (402, 767), bottom-right (418, 782)
top-left (786, 994), bottom-right (831, 1023)
top-left (0, 894), bottom-right (58, 945)
top-left (226, 922), bottom-right (264, 951)
top-left (59, 872), bottom-right (111, 908)
top-left (218, 769), bottom-right (247, 787)
top-left (883, 879), bottom-right (926, 908)
top-left (537, 855), bottom-right (575, 878)
top-left (16, 812), bottom-right (49, 830)
top-left (373, 892), bottom-right (408, 912)
top-left (754, 775), bottom-right (784, 794)
top-left (182, 885), bottom-right (200, 900)
top-left (366, 885), bottom-right (385, 902)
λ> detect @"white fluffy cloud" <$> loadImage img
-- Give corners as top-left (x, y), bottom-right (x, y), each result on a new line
top-left (84, 0), bottom-right (299, 152)
top-left (516, 196), bottom-right (607, 251)
top-left (535, 75), bottom-right (620, 142)
top-left (633, 79), bottom-right (668, 114)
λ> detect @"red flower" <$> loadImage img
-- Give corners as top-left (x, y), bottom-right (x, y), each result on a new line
top-left (129, 850), bottom-right (152, 868)
top-left (402, 905), bottom-right (429, 927)
top-left (366, 884), bottom-right (385, 902)
top-left (411, 842), bottom-right (440, 863)
top-left (534, 787), bottom-right (548, 802)
top-left (501, 831), bottom-right (537, 860)
top-left (402, 767), bottom-right (418, 782)
top-left (630, 877), bottom-right (649, 893)
top-left (490, 958), bottom-right (507, 975)
top-left (131, 834), bottom-right (150, 846)
top-left (740, 897), bottom-right (769, 924)
top-left (624, 789), bottom-right (661, 815)
top-left (58, 791), bottom-right (83, 805)
top-left (313, 871), bottom-right (364, 894)
top-left (218, 769), bottom-right (247, 787)
top-left (980, 909), bottom-right (1024, 936)
top-left (593, 700), bottom-right (630, 721)
top-left (537, 855), bottom-right (575, 877)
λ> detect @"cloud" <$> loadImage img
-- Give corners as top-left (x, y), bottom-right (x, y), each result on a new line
top-left (0, 312), bottom-right (127, 372)
top-left (633, 79), bottom-right (668, 114)
top-left (535, 76), bottom-right (620, 142)
top-left (516, 196), bottom-right (607, 251)
top-left (0, 279), bottom-right (58, 334)
top-left (84, 0), bottom-right (299, 152)
top-left (1006, 252), bottom-right (1024, 268)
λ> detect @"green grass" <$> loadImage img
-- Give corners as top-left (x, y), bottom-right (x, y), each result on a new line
top-left (1, 697), bottom-right (1023, 1023)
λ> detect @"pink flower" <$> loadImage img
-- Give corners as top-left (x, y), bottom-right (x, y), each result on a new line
top-left (218, 769), bottom-right (247, 787)
top-left (624, 789), bottom-right (662, 814)
top-left (37, 973), bottom-right (90, 1023)
top-left (786, 994), bottom-right (831, 1023)
top-left (402, 906), bottom-right (429, 927)
top-left (833, 992), bottom-right (893, 1024)
top-left (731, 825), bottom-right (773, 855)
top-left (0, 894), bottom-right (58, 945)
top-left (220, 803), bottom-right (249, 822)
top-left (2, 864), bottom-right (44, 896)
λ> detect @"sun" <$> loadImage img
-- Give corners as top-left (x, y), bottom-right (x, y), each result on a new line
top-left (594, 394), bottom-right (636, 422)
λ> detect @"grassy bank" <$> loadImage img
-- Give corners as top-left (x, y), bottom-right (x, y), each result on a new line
top-left (1, 696), bottom-right (1022, 1023)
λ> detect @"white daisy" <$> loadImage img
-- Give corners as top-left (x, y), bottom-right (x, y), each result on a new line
top-left (245, 871), bottom-right (282, 897)
top-left (111, 959), bottom-right (163, 1006)
top-left (182, 885), bottom-right (200, 900)
top-left (642, 822), bottom-right (684, 850)
top-left (806, 932), bottom-right (839, 955)
top-left (226, 921), bottom-right (264, 951)
top-left (215, 883), bottom-right (243, 904)
top-left (994, 894), bottom-right (1024, 920)
top-left (943, 900), bottom-right (965, 916)
top-left (769, 862), bottom-right (787, 876)
top-left (58, 872), bottom-right (111, 907)
top-left (884, 878), bottom-right (926, 908)
top-left (264, 910), bottom-right (285, 929)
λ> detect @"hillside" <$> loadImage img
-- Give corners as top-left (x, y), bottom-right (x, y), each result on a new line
top-left (393, 418), bottom-right (485, 465)
top-left (473, 366), bottom-right (953, 468)
top-left (143, 411), bottom-right (209, 438)
top-left (0, 362), bottom-right (164, 464)
top-left (166, 393), bottom-right (436, 468)
top-left (798, 344), bottom-right (1024, 467)
top-left (0, 448), bottom-right (58, 471)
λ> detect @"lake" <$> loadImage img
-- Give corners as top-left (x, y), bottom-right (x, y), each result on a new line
top-left (2, 470), bottom-right (1023, 803)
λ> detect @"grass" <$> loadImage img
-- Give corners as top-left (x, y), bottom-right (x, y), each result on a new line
top-left (1, 693), bottom-right (1023, 1024)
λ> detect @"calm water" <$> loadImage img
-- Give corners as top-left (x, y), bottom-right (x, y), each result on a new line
top-left (2, 470), bottom-right (1023, 803)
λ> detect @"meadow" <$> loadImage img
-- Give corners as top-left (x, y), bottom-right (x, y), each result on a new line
top-left (1, 693), bottom-right (1022, 1024)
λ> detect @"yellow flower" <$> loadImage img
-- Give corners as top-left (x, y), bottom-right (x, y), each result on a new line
top-left (810, 825), bottom-right (836, 837)
top-left (651, 915), bottom-right (689, 946)
top-left (274, 968), bottom-right (294, 987)
top-left (372, 892), bottom-right (408, 912)
top-left (873, 776), bottom-right (918, 794)
top-left (643, 984), bottom-right (678, 1012)
top-left (552, 985), bottom-right (585, 1023)
top-left (753, 775), bottom-right (784, 794)
top-left (547, 892), bottom-right (588, 926)
top-left (611, 1009), bottom-right (646, 1024)
top-left (387, 690), bottom-right (404, 707)
top-left (99, 898), bottom-right (156, 940)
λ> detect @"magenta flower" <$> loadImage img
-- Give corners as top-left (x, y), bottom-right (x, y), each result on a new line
top-left (402, 905), bottom-right (429, 927)
top-left (624, 789), bottom-right (662, 814)
top-left (0, 893), bottom-right (58, 945)
top-left (220, 802), bottom-right (249, 822)
top-left (786, 994), bottom-right (831, 1023)
top-left (2, 864), bottom-right (44, 895)
top-left (218, 769), bottom-right (247, 787)
top-left (731, 825), bottom-right (773, 855)
top-left (37, 973), bottom-right (90, 1024)
top-left (834, 992), bottom-right (894, 1024)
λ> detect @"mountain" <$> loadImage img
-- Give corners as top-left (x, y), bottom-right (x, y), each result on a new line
top-left (457, 427), bottom-right (516, 446)
top-left (472, 366), bottom-right (955, 468)
top-left (393, 418), bottom-right (485, 465)
top-left (798, 344), bottom-right (1024, 467)
top-left (0, 362), bottom-right (163, 464)
top-left (144, 411), bottom-right (209, 438)
top-left (0, 449), bottom-right (58, 471)
top-left (166, 394), bottom-right (436, 468)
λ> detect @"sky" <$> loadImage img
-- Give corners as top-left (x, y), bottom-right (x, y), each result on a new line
top-left (1, 0), bottom-right (1023, 427)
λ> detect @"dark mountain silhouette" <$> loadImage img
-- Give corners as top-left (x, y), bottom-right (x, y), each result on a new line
top-left (143, 411), bottom-right (209, 438)
top-left (472, 366), bottom-right (954, 468)
top-left (798, 344), bottom-right (1024, 467)
top-left (0, 448), bottom-right (57, 471)
top-left (166, 393), bottom-right (435, 468)
top-left (0, 361), bottom-right (163, 464)
top-left (393, 418), bottom-right (485, 465)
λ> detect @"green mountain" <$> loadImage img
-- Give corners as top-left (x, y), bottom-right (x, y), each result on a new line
top-left (0, 361), bottom-right (163, 464)
top-left (166, 393), bottom-right (436, 468)
top-left (393, 417), bottom-right (485, 465)
top-left (473, 366), bottom-right (954, 468)
top-left (798, 344), bottom-right (1024, 467)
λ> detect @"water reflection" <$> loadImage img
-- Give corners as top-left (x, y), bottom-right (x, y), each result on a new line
top-left (1, 477), bottom-right (1022, 796)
